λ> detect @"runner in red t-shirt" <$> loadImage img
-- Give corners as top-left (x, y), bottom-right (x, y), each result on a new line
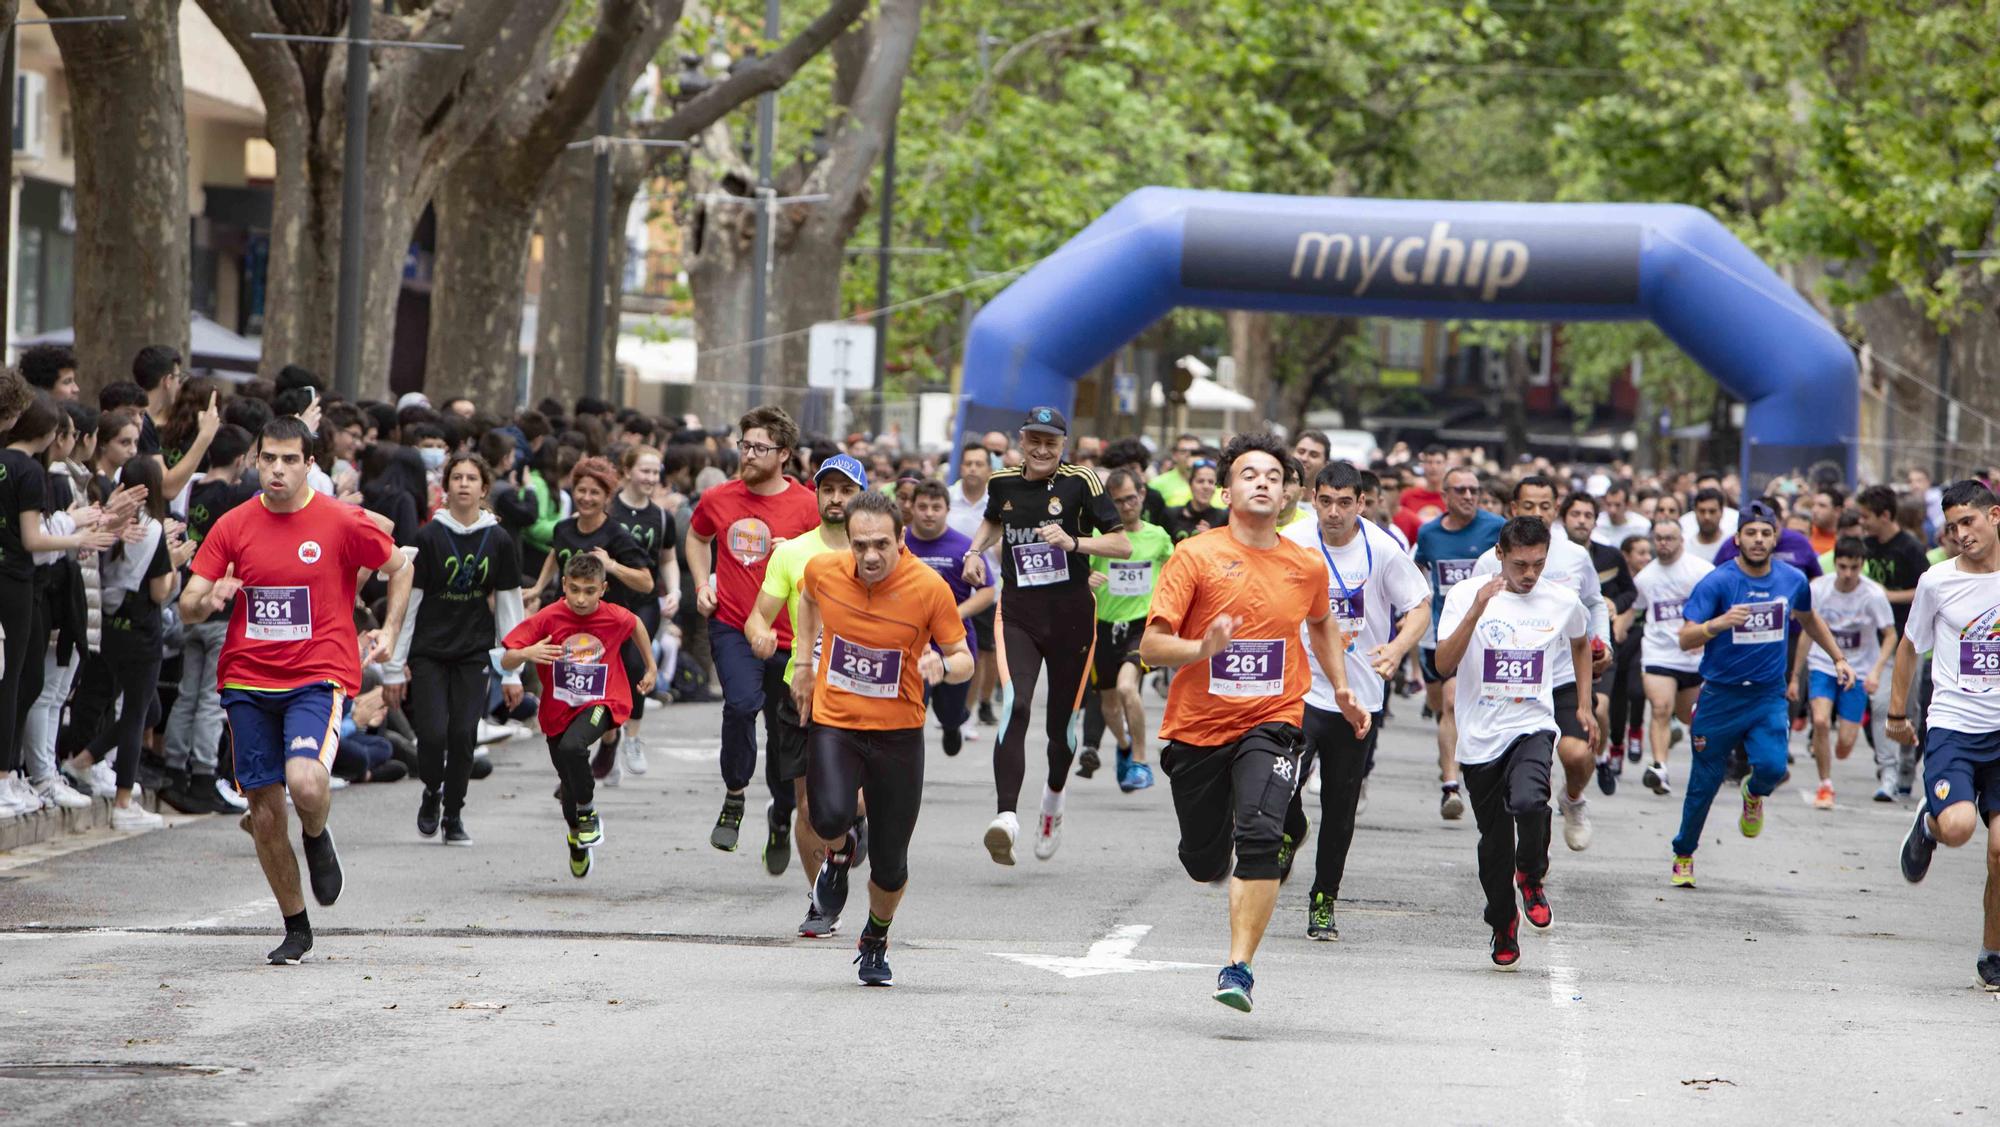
top-left (685, 406), bottom-right (820, 852)
top-left (180, 417), bottom-right (414, 966)
top-left (503, 552), bottom-right (657, 879)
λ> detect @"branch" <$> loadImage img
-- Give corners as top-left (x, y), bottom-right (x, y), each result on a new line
top-left (520, 0), bottom-right (680, 162)
top-left (812, 0), bottom-right (922, 206)
top-left (192, 0), bottom-right (304, 116)
top-left (636, 0), bottom-right (870, 144)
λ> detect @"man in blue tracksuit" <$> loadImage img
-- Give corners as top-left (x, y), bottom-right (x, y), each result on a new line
top-left (1668, 502), bottom-right (1855, 888)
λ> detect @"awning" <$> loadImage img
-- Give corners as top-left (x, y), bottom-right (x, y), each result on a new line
top-left (1150, 375), bottom-right (1257, 412)
top-left (14, 312), bottom-right (261, 373)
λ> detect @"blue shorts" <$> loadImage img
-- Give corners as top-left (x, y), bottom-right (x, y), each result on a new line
top-left (1807, 670), bottom-right (1868, 723)
top-left (1923, 728), bottom-right (2000, 821)
top-left (221, 683), bottom-right (345, 793)
top-left (1690, 684), bottom-right (1788, 774)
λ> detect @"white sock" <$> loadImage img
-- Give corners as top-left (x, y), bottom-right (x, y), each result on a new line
top-left (1041, 785), bottom-right (1065, 817)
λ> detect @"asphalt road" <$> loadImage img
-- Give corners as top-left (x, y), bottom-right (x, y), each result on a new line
top-left (1, 691), bottom-right (1994, 1126)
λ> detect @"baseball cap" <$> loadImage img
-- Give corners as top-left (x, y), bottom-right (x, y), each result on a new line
top-left (397, 391), bottom-right (433, 412)
top-left (1739, 500), bottom-right (1781, 531)
top-left (815, 453), bottom-right (868, 488)
top-left (1021, 406), bottom-right (1067, 436)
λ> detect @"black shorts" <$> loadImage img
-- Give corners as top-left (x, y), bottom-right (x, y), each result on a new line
top-left (770, 691), bottom-right (809, 783)
top-left (1551, 680), bottom-right (1587, 742)
top-left (1159, 721), bottom-right (1303, 883)
top-left (1420, 647), bottom-right (1448, 686)
top-left (970, 607), bottom-right (995, 653)
top-left (1643, 666), bottom-right (1703, 693)
top-left (1091, 619), bottom-right (1146, 687)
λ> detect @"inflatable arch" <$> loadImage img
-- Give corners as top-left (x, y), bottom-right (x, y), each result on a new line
top-left (957, 188), bottom-right (1856, 485)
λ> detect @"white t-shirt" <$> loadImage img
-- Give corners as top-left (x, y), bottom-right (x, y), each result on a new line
top-left (1680, 510), bottom-right (1737, 562)
top-left (1903, 558), bottom-right (2000, 734)
top-left (1808, 575), bottom-right (1894, 678)
top-left (947, 479), bottom-right (987, 541)
top-left (1283, 517), bottom-right (1429, 713)
top-left (1631, 552), bottom-right (1714, 673)
top-left (1473, 535), bottom-right (1608, 686)
top-left (1593, 511), bottom-right (1652, 550)
top-left (1440, 578), bottom-right (1587, 766)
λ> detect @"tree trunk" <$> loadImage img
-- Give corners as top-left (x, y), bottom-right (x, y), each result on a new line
top-left (1500, 335), bottom-right (1533, 463)
top-left (431, 174), bottom-right (536, 408)
top-left (1226, 310), bottom-right (1273, 421)
top-left (44, 0), bottom-right (189, 395)
top-left (531, 147), bottom-right (637, 412)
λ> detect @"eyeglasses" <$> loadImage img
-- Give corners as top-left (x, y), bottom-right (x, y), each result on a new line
top-left (1447, 485), bottom-right (1482, 496)
top-left (737, 441), bottom-right (782, 458)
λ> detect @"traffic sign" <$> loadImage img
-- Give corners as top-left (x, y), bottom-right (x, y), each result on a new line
top-left (808, 322), bottom-right (876, 391)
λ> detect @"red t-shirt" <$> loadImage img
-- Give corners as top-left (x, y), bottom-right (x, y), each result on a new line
top-left (503, 600), bottom-right (639, 736)
top-left (1394, 487), bottom-right (1445, 545)
top-left (689, 477), bottom-right (819, 642)
top-left (192, 491), bottom-right (396, 697)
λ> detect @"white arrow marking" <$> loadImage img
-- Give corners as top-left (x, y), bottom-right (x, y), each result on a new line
top-left (993, 924), bottom-right (1208, 979)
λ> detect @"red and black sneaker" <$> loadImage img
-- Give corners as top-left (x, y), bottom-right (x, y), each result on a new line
top-left (1516, 871), bottom-right (1553, 931)
top-left (1490, 916), bottom-right (1522, 970)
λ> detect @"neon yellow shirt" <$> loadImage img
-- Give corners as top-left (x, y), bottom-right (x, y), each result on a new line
top-left (759, 526), bottom-right (831, 685)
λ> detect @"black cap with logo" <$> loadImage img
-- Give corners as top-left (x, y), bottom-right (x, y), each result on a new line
top-left (1020, 406), bottom-right (1068, 436)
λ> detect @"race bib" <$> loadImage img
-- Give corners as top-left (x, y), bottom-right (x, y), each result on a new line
top-left (1731, 600), bottom-right (1786, 645)
top-left (827, 635), bottom-right (902, 699)
top-left (1107, 560), bottom-right (1152, 597)
top-left (1011, 540), bottom-right (1068, 587)
top-left (1649, 598), bottom-right (1685, 624)
top-left (1331, 588), bottom-right (1366, 634)
top-left (246, 586), bottom-right (311, 641)
top-left (1480, 647), bottom-right (1545, 700)
top-left (1959, 640), bottom-right (2000, 689)
top-left (553, 661), bottom-right (609, 707)
top-left (1435, 559), bottom-right (1477, 589)
top-left (1209, 639), bottom-right (1285, 697)
top-left (1833, 626), bottom-right (1864, 652)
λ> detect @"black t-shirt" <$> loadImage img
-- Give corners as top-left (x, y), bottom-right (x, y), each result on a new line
top-left (107, 532), bottom-right (173, 642)
top-left (1589, 541), bottom-right (1635, 613)
top-left (188, 478), bottom-right (259, 545)
top-left (137, 412), bottom-right (162, 457)
top-left (610, 495), bottom-right (670, 564)
top-left (983, 463), bottom-right (1119, 592)
top-left (1159, 501), bottom-right (1229, 544)
top-left (1864, 530), bottom-right (1930, 632)
top-left (544, 515), bottom-right (652, 611)
top-left (0, 448), bottom-right (50, 580)
top-left (411, 518), bottom-right (525, 663)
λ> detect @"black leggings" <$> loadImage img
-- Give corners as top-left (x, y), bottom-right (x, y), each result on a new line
top-left (408, 655), bottom-right (488, 813)
top-left (806, 724), bottom-right (924, 894)
top-left (626, 602), bottom-right (659, 721)
top-left (1287, 703), bottom-right (1380, 900)
top-left (1607, 634), bottom-right (1645, 744)
top-left (994, 587), bottom-right (1096, 812)
top-left (87, 630), bottom-right (163, 791)
top-left (0, 592), bottom-right (35, 772)
top-left (1461, 731), bottom-right (1554, 928)
top-left (548, 705), bottom-right (617, 827)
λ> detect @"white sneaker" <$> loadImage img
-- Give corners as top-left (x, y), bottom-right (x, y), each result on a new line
top-left (1033, 811), bottom-right (1063, 861)
top-left (33, 776), bottom-right (91, 810)
top-left (504, 720), bottom-right (533, 741)
top-left (958, 721), bottom-right (982, 742)
top-left (14, 776), bottom-right (49, 812)
top-left (110, 803), bottom-right (165, 831)
top-left (1355, 778), bottom-right (1369, 815)
top-left (622, 733), bottom-right (648, 775)
top-left (1643, 762), bottom-right (1670, 795)
top-left (89, 761), bottom-right (117, 796)
top-left (328, 776), bottom-right (350, 791)
top-left (1560, 793), bottom-right (1593, 851)
top-left (983, 812), bottom-right (1019, 866)
top-left (0, 780), bottom-right (32, 817)
top-left (476, 720), bottom-right (513, 746)
top-left (212, 777), bottom-right (249, 811)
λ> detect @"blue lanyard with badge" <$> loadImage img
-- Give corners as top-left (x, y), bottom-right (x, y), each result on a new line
top-left (1319, 526), bottom-right (1371, 650)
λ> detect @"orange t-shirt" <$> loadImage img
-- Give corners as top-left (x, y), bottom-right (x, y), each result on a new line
top-left (1149, 525), bottom-right (1331, 747)
top-left (803, 548), bottom-right (967, 732)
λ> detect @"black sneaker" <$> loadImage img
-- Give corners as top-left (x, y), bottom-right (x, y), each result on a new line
top-left (942, 727), bottom-right (962, 757)
top-left (710, 793), bottom-right (746, 851)
top-left (850, 814), bottom-right (869, 870)
top-left (1900, 806), bottom-right (1936, 884)
top-left (417, 787), bottom-right (442, 838)
top-left (1979, 953), bottom-right (2000, 992)
top-left (1276, 833), bottom-right (1297, 883)
top-left (1307, 892), bottom-right (1338, 941)
top-left (186, 775), bottom-right (236, 815)
top-left (1076, 748), bottom-right (1101, 779)
top-left (158, 771), bottom-right (205, 814)
top-left (469, 754), bottom-right (494, 781)
top-left (302, 828), bottom-right (343, 906)
top-left (1491, 916), bottom-right (1522, 969)
top-left (441, 814), bottom-right (473, 846)
top-left (763, 800), bottom-right (791, 877)
top-left (977, 702), bottom-right (997, 726)
top-left (855, 935), bottom-right (893, 986)
top-left (1595, 757), bottom-right (1618, 796)
top-left (815, 836), bottom-right (854, 923)
top-left (799, 901), bottom-right (838, 937)
top-left (267, 930), bottom-right (313, 965)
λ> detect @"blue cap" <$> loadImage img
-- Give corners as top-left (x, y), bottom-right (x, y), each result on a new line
top-left (1739, 500), bottom-right (1781, 531)
top-left (815, 453), bottom-right (868, 488)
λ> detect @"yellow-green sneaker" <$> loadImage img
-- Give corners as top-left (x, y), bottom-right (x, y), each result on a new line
top-left (1671, 855), bottom-right (1695, 888)
top-left (1738, 779), bottom-right (1764, 838)
top-left (567, 833), bottom-right (592, 879)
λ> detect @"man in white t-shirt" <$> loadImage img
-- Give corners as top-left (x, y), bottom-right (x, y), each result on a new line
top-left (1282, 462), bottom-right (1431, 943)
top-left (948, 439), bottom-right (999, 725)
top-left (1888, 480), bottom-right (2000, 991)
top-left (1797, 536), bottom-right (1896, 809)
top-left (1631, 518), bottom-right (1713, 796)
top-left (1679, 487), bottom-right (1736, 563)
top-left (1592, 479), bottom-right (1651, 549)
top-left (1437, 516), bottom-right (1592, 971)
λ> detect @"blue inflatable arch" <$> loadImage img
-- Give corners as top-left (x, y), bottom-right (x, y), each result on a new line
top-left (957, 188), bottom-right (1856, 485)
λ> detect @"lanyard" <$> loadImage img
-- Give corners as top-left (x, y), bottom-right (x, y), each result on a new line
top-left (1319, 524), bottom-right (1372, 604)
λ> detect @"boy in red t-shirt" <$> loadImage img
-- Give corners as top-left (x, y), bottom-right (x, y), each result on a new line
top-left (503, 553), bottom-right (657, 878)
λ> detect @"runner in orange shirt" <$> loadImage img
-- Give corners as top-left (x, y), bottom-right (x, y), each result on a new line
top-left (1140, 433), bottom-right (1370, 1014)
top-left (791, 491), bottom-right (971, 986)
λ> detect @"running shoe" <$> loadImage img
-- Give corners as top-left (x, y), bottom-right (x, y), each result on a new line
top-left (799, 901), bottom-right (837, 938)
top-left (1307, 892), bottom-right (1338, 942)
top-left (32, 775), bottom-right (90, 810)
top-left (1626, 735), bottom-right (1644, 764)
top-left (1560, 793), bottom-right (1593, 851)
top-left (1490, 917), bottom-right (1522, 969)
top-left (1813, 781), bottom-right (1835, 810)
top-left (60, 756), bottom-right (95, 798)
top-left (267, 930), bottom-right (313, 965)
top-left (977, 701), bottom-right (997, 726)
top-left (574, 809), bottom-right (604, 849)
top-left (983, 812), bottom-right (1018, 866)
top-left (855, 935), bottom-right (893, 986)
top-left (1595, 756), bottom-right (1618, 796)
top-left (814, 833), bottom-right (854, 922)
top-left (1900, 806), bottom-right (1935, 884)
top-left (1671, 855), bottom-right (1695, 888)
top-left (1125, 762), bottom-right (1155, 791)
top-left (110, 804), bottom-right (165, 831)
top-left (1875, 768), bottom-right (1897, 802)
top-left (1276, 833), bottom-right (1297, 883)
top-left (1516, 871), bottom-right (1552, 931)
top-left (1737, 779), bottom-right (1764, 838)
top-left (302, 828), bottom-right (344, 906)
top-left (1115, 747), bottom-right (1133, 787)
top-left (710, 793), bottom-right (745, 851)
top-left (763, 799), bottom-right (791, 877)
top-left (1643, 762), bottom-right (1670, 795)
top-left (441, 815), bottom-right (473, 846)
top-left (851, 815), bottom-right (869, 869)
top-left (622, 733), bottom-right (648, 775)
top-left (1440, 785), bottom-right (1466, 821)
top-left (417, 787), bottom-right (442, 838)
top-left (1213, 962), bottom-right (1255, 1012)
top-left (942, 727), bottom-right (962, 757)
top-left (1076, 748), bottom-right (1101, 779)
top-left (213, 777), bottom-right (249, 812)
top-left (567, 835), bottom-right (592, 879)
top-left (1033, 811), bottom-right (1063, 861)
top-left (1979, 953), bottom-right (2000, 993)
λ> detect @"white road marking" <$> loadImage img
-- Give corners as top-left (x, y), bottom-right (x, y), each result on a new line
top-left (994, 924), bottom-right (1207, 979)
top-left (164, 896), bottom-right (277, 931)
top-left (1547, 937), bottom-right (1589, 1127)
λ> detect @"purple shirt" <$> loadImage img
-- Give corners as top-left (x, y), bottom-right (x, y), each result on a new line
top-left (906, 526), bottom-right (989, 654)
top-left (1713, 527), bottom-right (1824, 579)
